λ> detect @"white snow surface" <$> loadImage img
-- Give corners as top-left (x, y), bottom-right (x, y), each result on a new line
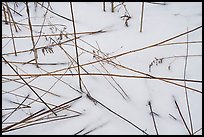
top-left (2, 2), bottom-right (202, 135)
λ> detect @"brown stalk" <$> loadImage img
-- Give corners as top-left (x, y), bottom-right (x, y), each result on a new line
top-left (87, 95), bottom-right (149, 135)
top-left (83, 122), bottom-right (109, 135)
top-left (2, 106), bottom-right (31, 111)
top-left (5, 2), bottom-right (20, 32)
top-left (2, 29), bottom-right (106, 39)
top-left (2, 73), bottom-right (202, 84)
top-left (34, 3), bottom-right (49, 47)
top-left (148, 101), bottom-right (159, 135)
top-left (174, 99), bottom-right (192, 135)
top-left (37, 2), bottom-right (73, 22)
top-left (25, 2), bottom-right (39, 68)
top-left (146, 2), bottom-right (166, 5)
top-left (139, 2), bottom-right (145, 32)
top-left (70, 2), bottom-right (83, 93)
top-left (5, 2), bottom-right (17, 56)
top-left (3, 5), bottom-right (8, 24)
top-left (2, 36), bottom-right (81, 56)
top-left (183, 27), bottom-right (193, 134)
top-left (111, 2), bottom-right (114, 12)
top-left (161, 54), bottom-right (201, 60)
top-left (158, 40), bottom-right (202, 46)
top-left (9, 100), bottom-right (30, 108)
top-left (103, 2), bottom-right (106, 12)
top-left (193, 128), bottom-right (202, 135)
top-left (3, 114), bottom-right (80, 133)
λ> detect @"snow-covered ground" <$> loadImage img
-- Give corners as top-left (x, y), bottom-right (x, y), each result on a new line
top-left (2, 2), bottom-right (202, 135)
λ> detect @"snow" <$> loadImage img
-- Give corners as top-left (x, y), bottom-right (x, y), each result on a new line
top-left (2, 2), bottom-right (202, 135)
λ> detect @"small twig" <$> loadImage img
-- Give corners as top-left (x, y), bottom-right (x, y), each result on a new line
top-left (169, 114), bottom-right (177, 121)
top-left (193, 128), bottom-right (202, 135)
top-left (113, 2), bottom-right (125, 10)
top-left (2, 106), bottom-right (31, 111)
top-left (70, 2), bottom-right (83, 93)
top-left (5, 2), bottom-right (20, 32)
top-left (34, 3), bottom-right (49, 47)
top-left (2, 5), bottom-right (8, 24)
top-left (183, 27), bottom-right (194, 134)
top-left (174, 99), bottom-right (191, 135)
top-left (25, 2), bottom-right (39, 68)
top-left (2, 2), bottom-right (23, 16)
top-left (145, 2), bottom-right (166, 5)
top-left (6, 2), bottom-right (17, 56)
top-left (2, 29), bottom-right (107, 39)
top-left (148, 101), bottom-right (159, 135)
top-left (111, 2), bottom-right (114, 12)
top-left (2, 72), bottom-right (202, 83)
top-left (2, 94), bottom-right (30, 123)
top-left (92, 97), bottom-right (149, 135)
top-left (139, 2), bottom-right (145, 32)
top-left (9, 100), bottom-right (31, 108)
top-left (103, 2), bottom-right (106, 12)
top-left (37, 2), bottom-right (73, 22)
top-left (74, 127), bottom-right (86, 135)
top-left (83, 122), bottom-right (109, 135)
top-left (85, 94), bottom-right (148, 134)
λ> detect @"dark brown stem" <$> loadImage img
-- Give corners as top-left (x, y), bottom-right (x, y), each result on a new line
top-left (103, 2), bottom-right (106, 12)
top-left (5, 2), bottom-right (20, 32)
top-left (5, 3), bottom-right (17, 56)
top-left (90, 96), bottom-right (149, 135)
top-left (184, 27), bottom-right (193, 134)
top-left (140, 2), bottom-right (145, 32)
top-left (3, 5), bottom-right (8, 24)
top-left (70, 2), bottom-right (83, 93)
top-left (25, 2), bottom-right (39, 68)
top-left (111, 2), bottom-right (114, 12)
top-left (148, 101), bottom-right (159, 135)
top-left (174, 99), bottom-right (191, 135)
